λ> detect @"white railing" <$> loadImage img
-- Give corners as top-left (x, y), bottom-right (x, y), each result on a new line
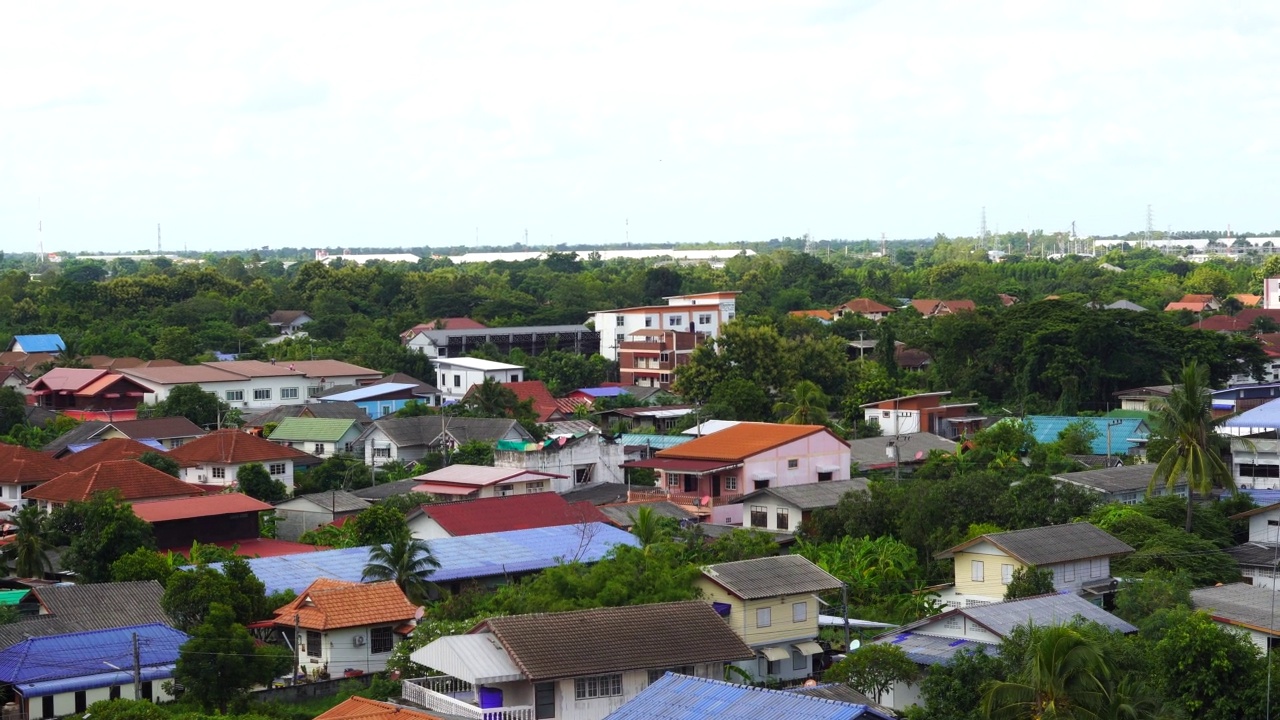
top-left (402, 677), bottom-right (536, 720)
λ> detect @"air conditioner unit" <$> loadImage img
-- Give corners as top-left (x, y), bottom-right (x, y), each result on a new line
top-left (198, 475), bottom-right (208, 482)
top-left (352, 635), bottom-right (366, 647)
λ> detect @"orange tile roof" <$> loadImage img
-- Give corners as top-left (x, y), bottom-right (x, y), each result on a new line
top-left (272, 579), bottom-right (418, 631)
top-left (24, 460), bottom-right (205, 504)
top-left (59, 438), bottom-right (186, 472)
top-left (132, 492), bottom-right (272, 522)
top-left (0, 444), bottom-right (68, 485)
top-left (315, 696), bottom-right (444, 720)
top-left (788, 309), bottom-right (834, 320)
top-left (656, 422), bottom-right (842, 462)
top-left (1180, 294), bottom-right (1216, 303)
top-left (910, 299), bottom-right (942, 315)
top-left (943, 300), bottom-right (977, 312)
top-left (168, 428), bottom-right (313, 464)
top-left (1165, 301), bottom-right (1213, 312)
top-left (1233, 293), bottom-right (1263, 308)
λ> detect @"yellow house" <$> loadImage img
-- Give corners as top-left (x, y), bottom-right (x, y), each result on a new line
top-left (695, 555), bottom-right (843, 683)
top-left (933, 522), bottom-right (1133, 608)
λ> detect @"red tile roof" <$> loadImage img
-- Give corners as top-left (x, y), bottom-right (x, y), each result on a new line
top-left (1180, 294), bottom-right (1216, 303)
top-left (24, 460), bottom-right (205, 504)
top-left (834, 298), bottom-right (895, 314)
top-left (132, 492), bottom-right (272, 522)
top-left (272, 578), bottom-right (418, 631)
top-left (168, 429), bottom-right (313, 464)
top-left (0, 445), bottom-right (68, 485)
top-left (1193, 314), bottom-right (1250, 332)
top-left (1165, 301), bottom-right (1214, 312)
top-left (657, 422), bottom-right (843, 462)
top-left (422, 493), bottom-right (609, 537)
top-left (27, 368), bottom-right (111, 394)
top-left (316, 696), bottom-right (444, 720)
top-left (59, 438), bottom-right (185, 472)
top-left (211, 538), bottom-right (328, 558)
top-left (499, 380), bottom-right (562, 422)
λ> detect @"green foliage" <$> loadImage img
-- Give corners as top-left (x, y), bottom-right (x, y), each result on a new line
top-left (1148, 361), bottom-right (1235, 533)
top-left (451, 439), bottom-right (495, 466)
top-left (0, 386), bottom-right (28, 437)
top-left (236, 462), bottom-right (288, 502)
top-left (387, 616), bottom-right (483, 677)
top-left (137, 451), bottom-right (181, 477)
top-left (111, 547), bottom-right (180, 584)
top-left (362, 528), bottom-right (440, 604)
top-left (293, 453), bottom-right (368, 495)
top-left (772, 380), bottom-right (831, 425)
top-left (7, 504), bottom-right (51, 578)
top-left (175, 603), bottom-right (290, 713)
top-left (348, 503), bottom-right (411, 546)
top-left (1090, 500), bottom-right (1239, 586)
top-left (1153, 608), bottom-right (1266, 720)
top-left (983, 624), bottom-right (1114, 720)
top-left (138, 384), bottom-right (235, 429)
top-left (49, 490), bottom-right (155, 583)
top-left (1113, 569), bottom-right (1192, 625)
top-left (1002, 566), bottom-right (1055, 601)
top-left (823, 643), bottom-right (919, 698)
top-left (903, 648), bottom-right (1004, 720)
top-left (1054, 418), bottom-right (1101, 455)
top-left (795, 535), bottom-right (935, 622)
top-left (162, 557), bottom-right (272, 631)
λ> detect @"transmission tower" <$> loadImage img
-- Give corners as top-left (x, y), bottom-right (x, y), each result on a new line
top-left (980, 207), bottom-right (988, 251)
top-left (1145, 204), bottom-right (1154, 251)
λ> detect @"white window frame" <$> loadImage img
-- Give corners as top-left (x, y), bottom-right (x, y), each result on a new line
top-left (787, 458), bottom-right (799, 469)
top-left (574, 674), bottom-right (622, 700)
top-left (225, 390), bottom-right (244, 402)
top-left (253, 388), bottom-right (272, 401)
top-left (756, 607), bottom-right (771, 628)
top-left (792, 601), bottom-right (807, 623)
top-left (313, 443), bottom-right (325, 455)
top-left (281, 387), bottom-right (300, 400)
top-left (268, 463), bottom-right (286, 475)
top-left (971, 560), bottom-right (985, 583)
top-left (211, 467), bottom-right (226, 480)
top-left (724, 475), bottom-right (737, 491)
top-left (668, 315), bottom-right (682, 327)
top-left (1001, 564), bottom-right (1013, 585)
top-left (525, 481), bottom-right (545, 494)
top-left (698, 313), bottom-right (712, 325)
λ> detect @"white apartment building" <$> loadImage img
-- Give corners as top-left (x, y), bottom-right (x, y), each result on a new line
top-left (591, 291), bottom-right (739, 361)
top-left (121, 360), bottom-right (382, 411)
top-left (435, 357), bottom-right (525, 402)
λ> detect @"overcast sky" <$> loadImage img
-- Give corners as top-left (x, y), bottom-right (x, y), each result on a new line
top-left (3, 1), bottom-right (1278, 254)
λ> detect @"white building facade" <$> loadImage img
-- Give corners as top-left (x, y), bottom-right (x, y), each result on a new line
top-left (591, 291), bottom-right (739, 361)
top-left (436, 358), bottom-right (526, 402)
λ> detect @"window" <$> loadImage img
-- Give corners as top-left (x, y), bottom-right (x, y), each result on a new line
top-left (882, 410), bottom-right (891, 418)
top-left (750, 505), bottom-right (768, 528)
top-left (776, 507), bottom-right (789, 531)
top-left (616, 333), bottom-right (625, 346)
top-left (525, 481), bottom-right (546, 494)
top-left (281, 387), bottom-right (300, 400)
top-left (1241, 464), bottom-right (1280, 478)
top-left (313, 443), bottom-right (325, 454)
top-left (307, 630), bottom-right (323, 659)
top-left (373, 447), bottom-right (392, 459)
top-left (644, 316), bottom-right (653, 328)
top-left (437, 347), bottom-right (448, 357)
top-left (942, 614), bottom-right (963, 630)
top-left (792, 648), bottom-right (808, 671)
top-left (1090, 558), bottom-right (1102, 578)
top-left (1001, 564), bottom-right (1013, 585)
top-left (269, 463), bottom-right (286, 475)
top-left (142, 682), bottom-right (153, 701)
top-left (1065, 563), bottom-right (1076, 582)
top-left (381, 404), bottom-right (393, 417)
top-left (253, 388), bottom-right (272, 401)
top-left (308, 386), bottom-right (322, 398)
top-left (75, 691), bottom-right (87, 714)
top-left (498, 485), bottom-right (514, 497)
top-left (724, 475), bottom-right (737, 491)
top-left (453, 374), bottom-right (462, 387)
top-left (699, 313), bottom-right (712, 325)
top-left (668, 474), bottom-right (680, 487)
top-left (756, 607), bottom-right (772, 628)
top-left (668, 315), bottom-right (682, 326)
top-left (818, 471), bottom-right (833, 482)
top-left (792, 601), bottom-right (807, 623)
top-left (660, 352), bottom-right (670, 363)
top-left (574, 674), bottom-right (623, 700)
top-left (225, 390), bottom-right (244, 402)
top-left (684, 474), bottom-right (699, 493)
top-left (371, 626), bottom-right (394, 654)
top-left (660, 373), bottom-right (670, 384)
top-left (971, 560), bottom-right (985, 582)
top-left (616, 315), bottom-right (625, 326)
top-left (787, 459), bottom-right (799, 469)
top-left (212, 467), bottom-right (226, 480)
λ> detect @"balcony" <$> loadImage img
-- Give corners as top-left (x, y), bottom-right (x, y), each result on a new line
top-left (402, 676), bottom-right (535, 720)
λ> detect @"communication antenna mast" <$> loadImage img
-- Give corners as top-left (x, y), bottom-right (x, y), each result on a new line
top-left (880, 232), bottom-right (887, 259)
top-left (37, 198), bottom-right (44, 262)
top-left (1145, 204), bottom-right (1154, 251)
top-left (157, 224), bottom-right (162, 254)
top-left (980, 207), bottom-right (988, 251)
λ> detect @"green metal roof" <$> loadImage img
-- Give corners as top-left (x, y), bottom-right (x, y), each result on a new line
top-left (0, 590), bottom-right (30, 606)
top-left (267, 417), bottom-right (359, 442)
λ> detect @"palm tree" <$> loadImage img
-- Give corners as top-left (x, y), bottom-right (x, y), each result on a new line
top-left (629, 505), bottom-right (661, 549)
top-left (466, 377), bottom-right (516, 417)
top-left (362, 528), bottom-right (441, 604)
top-left (773, 380), bottom-right (831, 425)
top-left (983, 625), bottom-right (1113, 720)
top-left (1147, 361), bottom-right (1235, 533)
top-left (9, 504), bottom-right (51, 579)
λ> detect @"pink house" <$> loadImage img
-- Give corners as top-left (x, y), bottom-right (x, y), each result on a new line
top-left (623, 423), bottom-right (851, 517)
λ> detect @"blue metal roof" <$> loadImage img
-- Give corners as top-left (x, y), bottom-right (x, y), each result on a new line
top-left (210, 522), bottom-right (640, 595)
top-left (618, 433), bottom-right (693, 450)
top-left (12, 335), bottom-right (66, 353)
top-left (19, 665), bottom-right (177, 698)
top-left (603, 673), bottom-right (892, 720)
top-left (576, 387), bottom-right (628, 398)
top-left (1024, 416), bottom-right (1148, 454)
top-left (321, 383), bottom-right (420, 402)
top-left (68, 438), bottom-right (165, 454)
top-left (1225, 398), bottom-right (1280, 430)
top-left (0, 623), bottom-right (187, 687)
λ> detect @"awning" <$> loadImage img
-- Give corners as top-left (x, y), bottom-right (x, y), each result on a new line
top-left (412, 482), bottom-right (480, 496)
top-left (410, 633), bottom-right (526, 685)
top-left (758, 646), bottom-right (790, 662)
top-left (622, 458), bottom-right (742, 474)
top-left (793, 641), bottom-right (824, 656)
top-left (815, 465), bottom-right (840, 474)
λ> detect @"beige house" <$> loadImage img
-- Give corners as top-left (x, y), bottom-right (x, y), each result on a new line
top-left (272, 579), bottom-right (418, 677)
top-left (934, 522), bottom-right (1133, 608)
top-left (695, 555), bottom-right (843, 683)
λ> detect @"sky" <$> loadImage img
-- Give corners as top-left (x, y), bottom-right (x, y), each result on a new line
top-left (2, 1), bottom-right (1279, 254)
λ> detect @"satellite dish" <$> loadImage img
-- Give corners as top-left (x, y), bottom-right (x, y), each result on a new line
top-left (702, 496), bottom-right (712, 506)
top-left (914, 451), bottom-right (924, 460)
top-left (414, 606), bottom-right (425, 620)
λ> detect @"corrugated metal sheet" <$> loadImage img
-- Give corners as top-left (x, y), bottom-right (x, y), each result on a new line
top-left (876, 632), bottom-right (996, 666)
top-left (18, 664), bottom-right (176, 698)
top-left (1024, 416), bottom-right (1148, 454)
top-left (963, 593), bottom-right (1137, 636)
top-left (0, 624), bottom-right (187, 685)
top-left (411, 633), bottom-right (525, 684)
top-left (320, 383), bottom-right (420, 403)
top-left (603, 672), bottom-right (891, 719)
top-left (618, 433), bottom-right (694, 450)
top-left (702, 555), bottom-right (843, 599)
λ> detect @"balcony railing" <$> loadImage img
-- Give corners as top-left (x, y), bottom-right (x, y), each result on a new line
top-left (402, 677), bottom-right (536, 720)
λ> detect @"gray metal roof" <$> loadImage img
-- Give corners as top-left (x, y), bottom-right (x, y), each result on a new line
top-left (961, 593), bottom-right (1137, 636)
top-left (242, 401), bottom-right (373, 428)
top-left (290, 490), bottom-right (371, 514)
top-left (597, 501), bottom-right (695, 526)
top-left (730, 479), bottom-right (868, 510)
top-left (938, 522), bottom-right (1133, 565)
top-left (846, 432), bottom-right (955, 468)
top-left (415, 324), bottom-right (592, 342)
top-left (875, 631), bottom-right (995, 666)
top-left (353, 479), bottom-right (426, 501)
top-left (1192, 582), bottom-right (1280, 633)
top-left (413, 632), bottom-right (526, 684)
top-left (701, 554), bottom-right (843, 599)
top-left (1225, 543), bottom-right (1280, 569)
top-left (0, 581), bottom-right (171, 650)
top-left (360, 416), bottom-right (532, 448)
top-left (1052, 464), bottom-right (1178, 495)
top-left (559, 482), bottom-right (629, 506)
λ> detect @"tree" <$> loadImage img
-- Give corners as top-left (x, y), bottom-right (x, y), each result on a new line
top-left (824, 643), bottom-right (919, 700)
top-left (1003, 566), bottom-right (1055, 601)
top-left (0, 386), bottom-right (27, 437)
top-left (1153, 608), bottom-right (1265, 720)
top-left (982, 625), bottom-right (1113, 720)
top-left (50, 491), bottom-right (155, 583)
top-left (235, 462), bottom-right (287, 502)
top-left (706, 378), bottom-right (771, 422)
top-left (1113, 569), bottom-right (1192, 625)
top-left (904, 648), bottom-right (1004, 720)
top-left (174, 603), bottom-right (290, 713)
top-left (629, 505), bottom-right (663, 548)
top-left (1055, 419), bottom-right (1100, 456)
top-left (138, 383), bottom-right (233, 429)
top-left (348, 503), bottom-right (411, 546)
top-left (7, 504), bottom-right (51, 578)
top-left (1148, 361), bottom-right (1235, 532)
top-left (362, 529), bottom-right (440, 604)
top-left (111, 547), bottom-right (179, 584)
top-left (153, 326), bottom-right (201, 364)
top-left (451, 439), bottom-right (495, 466)
top-left (772, 380), bottom-right (831, 425)
top-left (162, 558), bottom-right (271, 631)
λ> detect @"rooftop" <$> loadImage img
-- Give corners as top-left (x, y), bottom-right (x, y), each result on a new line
top-left (412, 465), bottom-right (563, 489)
top-left (273, 578), bottom-right (417, 631)
top-left (0, 444), bottom-right (68, 485)
top-left (603, 672), bottom-right (891, 720)
top-left (316, 696), bottom-right (444, 720)
top-left (1192, 582), bottom-right (1280, 634)
top-left (132, 493), bottom-right (272, 523)
top-left (363, 416), bottom-right (532, 448)
top-left (1225, 542), bottom-right (1280, 569)
top-left (24, 460), bottom-right (205, 504)
top-left (1023, 416), bottom-right (1149, 455)
top-left (846, 432), bottom-right (955, 468)
top-left (597, 501), bottom-right (696, 526)
top-left (319, 383), bottom-right (426, 403)
top-left (1053, 464), bottom-right (1182, 495)
top-left (730, 479), bottom-right (868, 510)
top-left (0, 622), bottom-right (188, 686)
top-left (701, 554), bottom-right (843, 599)
top-left (169, 428), bottom-right (314, 465)
top-left (58, 437), bottom-right (183, 472)
top-left (243, 401), bottom-right (373, 427)
top-left (937, 522), bottom-right (1134, 565)
top-left (656, 422), bottom-right (841, 462)
top-left (420, 493), bottom-right (608, 536)
top-left (434, 357), bottom-right (525, 371)
top-left (268, 417), bottom-right (361, 443)
top-left (10, 335), bottom-right (66, 354)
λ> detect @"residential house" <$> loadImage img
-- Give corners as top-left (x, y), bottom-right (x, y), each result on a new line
top-left (616, 329), bottom-right (699, 390)
top-left (320, 374), bottom-right (442, 418)
top-left (269, 417), bottom-right (364, 458)
top-left (121, 359), bottom-right (382, 410)
top-left (0, 352), bottom-right (57, 375)
top-left (400, 317), bottom-right (487, 345)
top-left (132, 493), bottom-right (273, 550)
top-left (274, 491), bottom-right (372, 542)
top-left (788, 309), bottom-right (833, 322)
top-left (493, 429), bottom-right (631, 485)
top-left (25, 368), bottom-right (153, 420)
top-left (0, 445), bottom-right (68, 517)
top-left (267, 310), bottom-right (313, 335)
top-left (559, 482), bottom-right (631, 507)
top-left (411, 465), bottom-right (567, 499)
top-left (404, 601), bottom-right (754, 720)
top-left (357, 416), bottom-right (534, 468)
top-left (869, 593), bottom-right (1136, 710)
top-left (831, 298), bottom-right (895, 321)
top-left (1164, 293), bottom-right (1220, 313)
top-left (596, 405), bottom-right (696, 434)
top-left (317, 696), bottom-right (445, 720)
top-left (624, 423), bottom-right (850, 507)
top-left (1226, 502), bottom-right (1280, 587)
top-left (695, 555), bottom-right (842, 683)
top-left (56, 438), bottom-right (173, 472)
top-left (23, 460), bottom-right (204, 513)
top-left (861, 392), bottom-right (984, 439)
top-left (846, 431), bottom-right (956, 473)
top-left (0, 366), bottom-right (29, 393)
top-left (592, 291), bottom-right (740, 361)
top-left (604, 673), bottom-right (893, 720)
top-left (407, 493), bottom-right (608, 539)
top-left (242, 401), bottom-right (373, 433)
top-left (1230, 433), bottom-right (1280, 490)
top-left (933, 522), bottom-right (1134, 607)
top-left (273, 579), bottom-right (418, 676)
top-left (217, 523), bottom-right (640, 596)
top-left (475, 380), bottom-right (564, 423)
top-left (0, 623), bottom-right (188, 718)
top-left (6, 335), bottom-right (65, 355)
top-left (1052, 464), bottom-right (1187, 505)
top-left (1228, 338), bottom-right (1280, 386)
top-left (1191, 583), bottom-right (1280, 652)
top-left (1112, 385), bottom-right (1171, 412)
top-left (89, 417), bottom-right (207, 450)
top-left (1104, 299), bottom-right (1148, 311)
top-left (353, 479), bottom-right (429, 503)
top-left (408, 324), bottom-right (597, 359)
top-left (435, 358), bottom-right (526, 402)
top-left (1023, 415), bottom-right (1149, 456)
top-left (714, 478), bottom-right (867, 531)
top-left (168, 428), bottom-right (315, 492)
top-left (908, 299), bottom-right (976, 317)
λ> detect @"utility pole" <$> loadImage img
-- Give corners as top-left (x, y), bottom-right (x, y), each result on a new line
top-left (132, 632), bottom-right (142, 701)
top-left (292, 613), bottom-right (301, 686)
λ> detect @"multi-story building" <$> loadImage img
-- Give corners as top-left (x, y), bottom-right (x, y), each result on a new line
top-left (591, 291), bottom-right (739, 362)
top-left (616, 329), bottom-right (699, 390)
top-left (121, 360), bottom-right (382, 411)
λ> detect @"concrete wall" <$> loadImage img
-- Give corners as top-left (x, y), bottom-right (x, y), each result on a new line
top-left (299, 625), bottom-right (408, 677)
top-left (179, 460), bottom-right (296, 492)
top-left (493, 436), bottom-right (628, 488)
top-left (25, 680), bottom-right (176, 719)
